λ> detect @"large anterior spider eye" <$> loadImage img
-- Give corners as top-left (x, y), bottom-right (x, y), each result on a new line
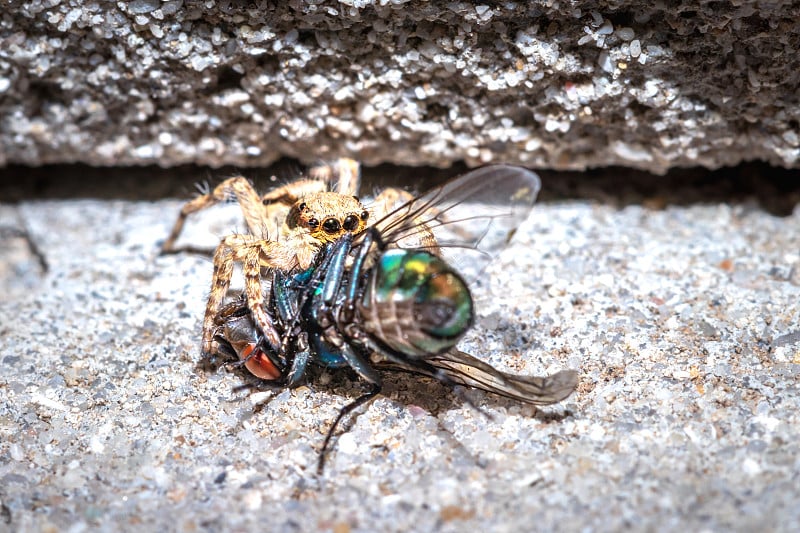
top-left (342, 214), bottom-right (359, 231)
top-left (322, 218), bottom-right (341, 234)
top-left (307, 217), bottom-right (319, 229)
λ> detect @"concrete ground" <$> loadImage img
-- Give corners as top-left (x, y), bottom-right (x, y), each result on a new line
top-left (1, 165), bottom-right (799, 532)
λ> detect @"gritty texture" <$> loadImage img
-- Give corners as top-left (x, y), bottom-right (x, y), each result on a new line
top-left (1, 1), bottom-right (799, 172)
top-left (1, 168), bottom-right (799, 532)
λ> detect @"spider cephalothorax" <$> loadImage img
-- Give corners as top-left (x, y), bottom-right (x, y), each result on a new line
top-left (286, 193), bottom-right (370, 243)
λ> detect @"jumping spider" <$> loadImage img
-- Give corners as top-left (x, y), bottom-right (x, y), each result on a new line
top-left (161, 159), bottom-right (424, 357)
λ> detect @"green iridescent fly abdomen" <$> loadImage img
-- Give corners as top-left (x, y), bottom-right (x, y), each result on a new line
top-left (360, 249), bottom-right (474, 358)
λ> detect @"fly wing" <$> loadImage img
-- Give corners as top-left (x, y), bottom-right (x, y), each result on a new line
top-left (363, 165), bottom-right (541, 282)
top-left (375, 349), bottom-right (578, 406)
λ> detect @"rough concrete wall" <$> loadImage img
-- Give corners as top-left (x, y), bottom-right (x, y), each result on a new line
top-left (1, 1), bottom-right (798, 172)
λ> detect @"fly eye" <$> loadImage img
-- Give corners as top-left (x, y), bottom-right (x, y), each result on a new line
top-left (342, 214), bottom-right (359, 231)
top-left (322, 218), bottom-right (341, 234)
top-left (307, 217), bottom-right (319, 229)
top-left (360, 210), bottom-right (369, 221)
top-left (298, 202), bottom-right (307, 211)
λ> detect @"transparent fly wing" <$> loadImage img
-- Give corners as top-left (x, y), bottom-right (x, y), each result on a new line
top-left (374, 349), bottom-right (578, 406)
top-left (363, 165), bottom-right (541, 282)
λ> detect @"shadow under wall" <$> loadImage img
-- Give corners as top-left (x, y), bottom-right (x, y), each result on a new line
top-left (0, 160), bottom-right (798, 216)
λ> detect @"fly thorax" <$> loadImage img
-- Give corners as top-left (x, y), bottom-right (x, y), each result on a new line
top-left (361, 249), bottom-right (474, 357)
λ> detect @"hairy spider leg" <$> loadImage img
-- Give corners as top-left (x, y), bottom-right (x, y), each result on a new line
top-left (203, 233), bottom-right (305, 355)
top-left (161, 158), bottom-right (363, 256)
top-left (161, 177), bottom-right (274, 253)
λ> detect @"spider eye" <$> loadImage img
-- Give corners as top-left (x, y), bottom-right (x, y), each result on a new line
top-left (298, 202), bottom-right (307, 211)
top-left (342, 214), bottom-right (359, 231)
top-left (360, 210), bottom-right (369, 220)
top-left (322, 218), bottom-right (341, 234)
top-left (307, 217), bottom-right (319, 229)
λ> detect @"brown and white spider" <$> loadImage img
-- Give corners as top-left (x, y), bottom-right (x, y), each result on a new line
top-left (161, 159), bottom-right (421, 356)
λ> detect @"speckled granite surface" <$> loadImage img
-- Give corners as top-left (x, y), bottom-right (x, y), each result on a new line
top-left (1, 167), bottom-right (799, 531)
top-left (2, 1), bottom-right (799, 171)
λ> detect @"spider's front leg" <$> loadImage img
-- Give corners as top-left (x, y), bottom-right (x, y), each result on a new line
top-left (308, 158), bottom-right (361, 196)
top-left (257, 158), bottom-right (363, 227)
top-left (203, 234), bottom-right (298, 355)
top-left (161, 176), bottom-right (272, 254)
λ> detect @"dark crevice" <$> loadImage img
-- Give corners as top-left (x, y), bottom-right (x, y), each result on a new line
top-left (0, 160), bottom-right (798, 217)
top-left (215, 66), bottom-right (245, 92)
top-left (27, 80), bottom-right (68, 116)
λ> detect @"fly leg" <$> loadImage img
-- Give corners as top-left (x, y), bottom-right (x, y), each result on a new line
top-left (292, 230), bottom-right (386, 473)
top-left (283, 332), bottom-right (311, 387)
top-left (318, 381), bottom-right (381, 475)
top-left (337, 228), bottom-right (377, 325)
top-left (314, 324), bottom-right (385, 474)
top-left (312, 233), bottom-right (353, 324)
top-left (272, 244), bottom-right (339, 359)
